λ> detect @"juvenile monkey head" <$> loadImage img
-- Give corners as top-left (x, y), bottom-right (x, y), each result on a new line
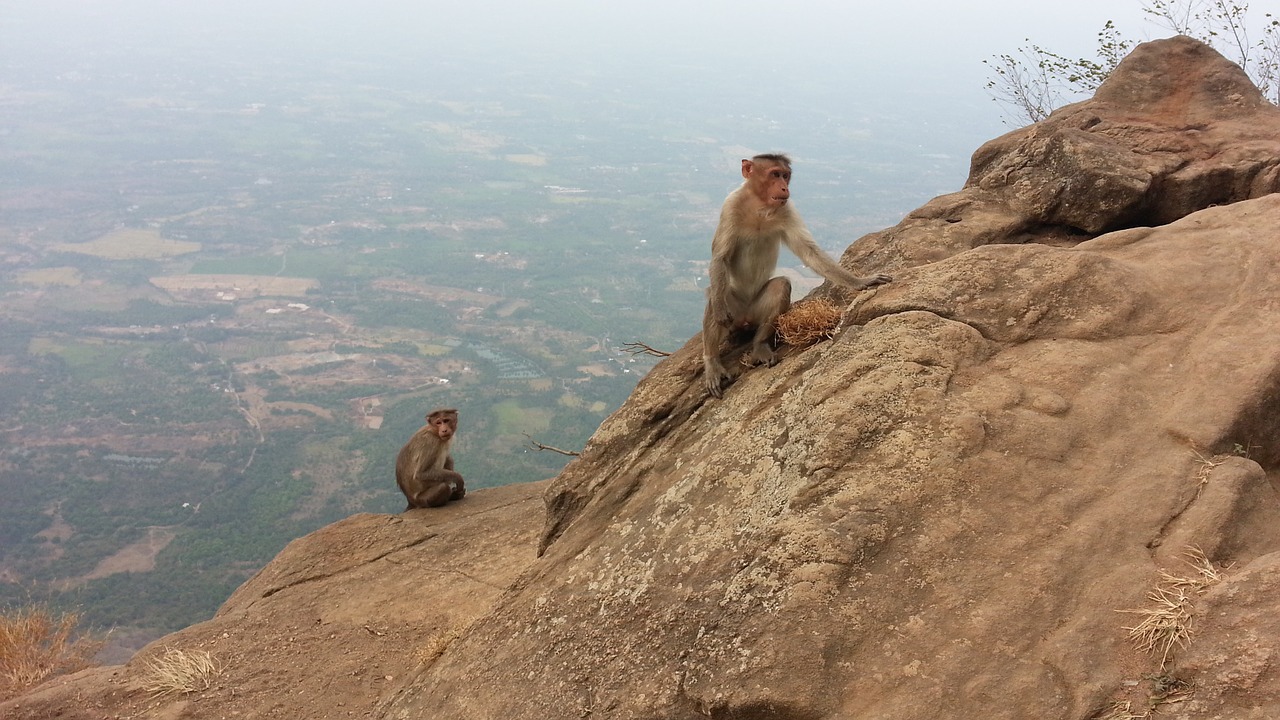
top-left (425, 408), bottom-right (458, 441)
top-left (742, 153), bottom-right (793, 209)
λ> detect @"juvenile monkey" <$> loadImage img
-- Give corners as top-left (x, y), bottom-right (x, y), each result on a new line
top-left (395, 408), bottom-right (466, 509)
top-left (702, 153), bottom-right (891, 398)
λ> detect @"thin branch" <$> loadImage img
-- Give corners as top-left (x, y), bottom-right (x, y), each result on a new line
top-left (622, 341), bottom-right (670, 357)
top-left (523, 433), bottom-right (580, 457)
top-left (987, 2), bottom-right (1276, 127)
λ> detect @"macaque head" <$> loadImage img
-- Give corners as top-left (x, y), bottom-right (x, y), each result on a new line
top-left (425, 408), bottom-right (458, 441)
top-left (742, 153), bottom-right (793, 208)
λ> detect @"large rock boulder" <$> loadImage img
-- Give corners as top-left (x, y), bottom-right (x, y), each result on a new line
top-left (398, 192), bottom-right (1280, 720)
top-left (841, 34), bottom-right (1280, 272)
top-left (393, 36), bottom-right (1280, 719)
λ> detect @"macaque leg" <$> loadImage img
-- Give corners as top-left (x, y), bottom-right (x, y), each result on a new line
top-left (746, 276), bottom-right (792, 367)
top-left (411, 470), bottom-right (465, 508)
top-left (414, 483), bottom-right (452, 508)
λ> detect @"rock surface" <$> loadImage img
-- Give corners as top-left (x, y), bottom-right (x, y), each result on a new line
top-left (1, 482), bottom-right (547, 719)
top-left (6, 36), bottom-right (1280, 720)
top-left (841, 34), bottom-right (1280, 271)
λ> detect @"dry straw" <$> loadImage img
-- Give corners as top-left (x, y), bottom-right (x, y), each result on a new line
top-left (1094, 701), bottom-right (1146, 720)
top-left (420, 624), bottom-right (464, 663)
top-left (775, 297), bottom-right (843, 348)
top-left (1118, 547), bottom-right (1223, 669)
top-left (0, 605), bottom-right (100, 701)
top-left (142, 647), bottom-right (224, 698)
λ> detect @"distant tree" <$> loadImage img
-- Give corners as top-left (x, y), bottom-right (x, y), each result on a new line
top-left (986, 0), bottom-right (1280, 125)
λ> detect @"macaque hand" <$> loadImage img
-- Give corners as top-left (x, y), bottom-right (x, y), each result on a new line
top-left (854, 273), bottom-right (892, 290)
top-left (704, 358), bottom-right (732, 398)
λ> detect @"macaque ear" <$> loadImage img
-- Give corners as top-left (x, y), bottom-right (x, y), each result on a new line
top-left (741, 159), bottom-right (753, 179)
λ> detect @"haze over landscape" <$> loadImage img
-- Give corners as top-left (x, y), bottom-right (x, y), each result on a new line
top-left (0, 0), bottom-right (1186, 657)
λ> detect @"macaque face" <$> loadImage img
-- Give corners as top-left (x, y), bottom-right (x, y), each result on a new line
top-left (426, 411), bottom-right (457, 440)
top-left (742, 158), bottom-right (792, 208)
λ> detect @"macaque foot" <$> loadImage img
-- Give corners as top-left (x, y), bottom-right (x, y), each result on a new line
top-left (748, 343), bottom-right (779, 368)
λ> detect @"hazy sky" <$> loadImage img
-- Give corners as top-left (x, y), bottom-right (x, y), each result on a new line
top-left (1, 1), bottom-right (1168, 80)
top-left (0, 0), bottom-right (1219, 179)
top-left (0, 1), bottom-right (1180, 125)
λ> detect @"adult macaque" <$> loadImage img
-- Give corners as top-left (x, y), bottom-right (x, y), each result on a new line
top-left (702, 153), bottom-right (891, 398)
top-left (396, 408), bottom-right (466, 509)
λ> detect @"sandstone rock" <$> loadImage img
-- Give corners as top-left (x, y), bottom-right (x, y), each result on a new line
top-left (398, 195), bottom-right (1280, 720)
top-left (0, 482), bottom-right (547, 720)
top-left (840, 35), bottom-right (1280, 272)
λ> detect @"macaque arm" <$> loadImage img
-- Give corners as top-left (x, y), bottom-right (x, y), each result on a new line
top-left (782, 223), bottom-right (890, 291)
top-left (705, 209), bottom-right (739, 326)
top-left (702, 205), bottom-right (742, 397)
top-left (445, 455), bottom-right (454, 472)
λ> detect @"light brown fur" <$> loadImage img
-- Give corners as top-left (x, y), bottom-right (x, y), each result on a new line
top-left (702, 154), bottom-right (891, 398)
top-left (395, 408), bottom-right (466, 509)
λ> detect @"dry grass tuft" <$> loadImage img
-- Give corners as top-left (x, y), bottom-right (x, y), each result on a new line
top-left (419, 624), bottom-right (464, 664)
top-left (775, 298), bottom-right (843, 348)
top-left (1149, 674), bottom-right (1194, 705)
top-left (1160, 546), bottom-right (1224, 588)
top-left (1091, 675), bottom-right (1193, 719)
top-left (0, 605), bottom-right (101, 701)
top-left (1118, 547), bottom-right (1223, 669)
top-left (1121, 586), bottom-right (1196, 666)
top-left (1093, 700), bottom-right (1146, 720)
top-left (141, 647), bottom-right (224, 698)
top-left (1189, 448), bottom-right (1224, 498)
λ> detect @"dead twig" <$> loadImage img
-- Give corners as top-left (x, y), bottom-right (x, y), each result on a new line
top-left (524, 433), bottom-right (580, 457)
top-left (622, 341), bottom-right (670, 357)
